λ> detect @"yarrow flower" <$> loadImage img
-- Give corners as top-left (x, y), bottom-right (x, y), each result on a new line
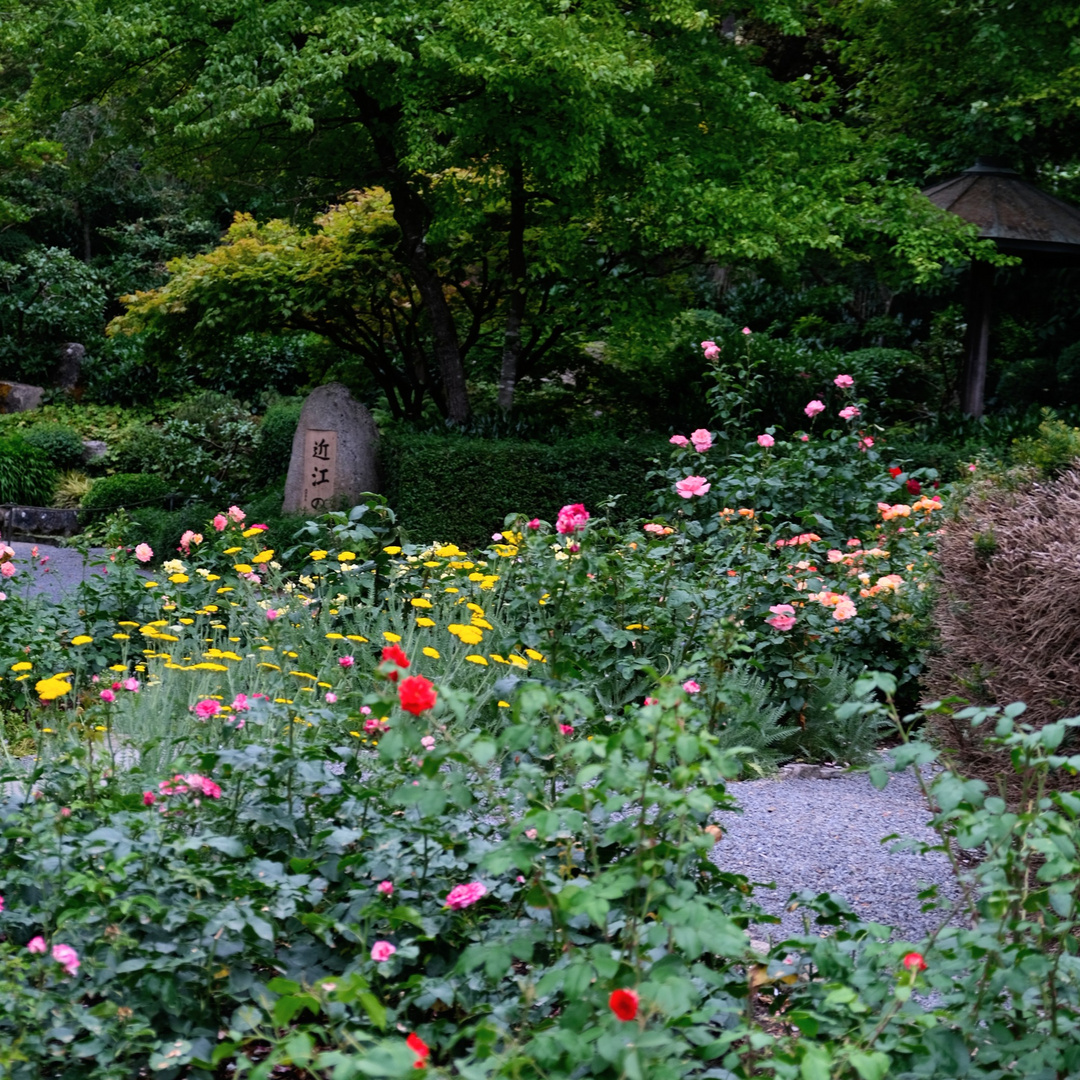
top-left (399, 674), bottom-right (437, 715)
top-left (371, 941), bottom-right (397, 962)
top-left (556, 503), bottom-right (590, 535)
top-left (675, 476), bottom-right (710, 499)
top-left (445, 881), bottom-right (487, 910)
top-left (804, 399), bottom-right (825, 418)
top-left (609, 988), bottom-right (640, 1021)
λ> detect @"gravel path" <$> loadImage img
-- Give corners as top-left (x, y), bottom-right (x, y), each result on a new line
top-left (710, 765), bottom-right (968, 944)
top-left (5, 541), bottom-right (110, 603)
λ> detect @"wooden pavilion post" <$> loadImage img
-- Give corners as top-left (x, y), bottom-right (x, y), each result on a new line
top-left (961, 260), bottom-right (993, 417)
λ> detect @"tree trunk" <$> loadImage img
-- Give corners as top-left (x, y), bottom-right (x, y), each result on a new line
top-left (498, 160), bottom-right (527, 413)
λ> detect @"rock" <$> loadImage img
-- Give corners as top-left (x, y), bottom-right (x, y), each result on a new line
top-left (0, 381), bottom-right (44, 414)
top-left (54, 342), bottom-right (85, 389)
top-left (0, 506), bottom-right (79, 537)
top-left (778, 763), bottom-right (847, 780)
top-left (82, 440), bottom-right (108, 463)
top-left (282, 383), bottom-right (380, 514)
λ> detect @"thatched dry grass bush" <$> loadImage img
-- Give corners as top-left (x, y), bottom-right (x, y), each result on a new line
top-left (926, 466), bottom-right (1080, 782)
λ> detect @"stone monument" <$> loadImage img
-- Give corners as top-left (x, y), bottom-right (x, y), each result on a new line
top-left (282, 383), bottom-right (380, 514)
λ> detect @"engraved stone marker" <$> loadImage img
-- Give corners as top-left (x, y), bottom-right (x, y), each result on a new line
top-left (283, 384), bottom-right (379, 514)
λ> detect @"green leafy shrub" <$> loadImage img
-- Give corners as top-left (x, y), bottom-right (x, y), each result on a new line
top-left (21, 423), bottom-right (86, 471)
top-left (80, 473), bottom-right (171, 518)
top-left (381, 432), bottom-right (666, 545)
top-left (1010, 408), bottom-right (1080, 475)
top-left (251, 398), bottom-right (302, 487)
top-left (0, 436), bottom-right (56, 505)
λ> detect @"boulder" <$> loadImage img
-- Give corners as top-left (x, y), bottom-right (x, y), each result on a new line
top-left (282, 383), bottom-right (380, 514)
top-left (0, 381), bottom-right (44, 414)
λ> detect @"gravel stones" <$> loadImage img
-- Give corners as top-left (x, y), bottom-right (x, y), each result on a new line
top-left (711, 762), bottom-right (967, 944)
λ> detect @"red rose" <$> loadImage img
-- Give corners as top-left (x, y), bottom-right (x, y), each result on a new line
top-left (382, 644), bottom-right (410, 669)
top-left (906, 478), bottom-right (921, 495)
top-left (609, 988), bottom-right (639, 1021)
top-left (398, 675), bottom-right (437, 715)
top-left (406, 1032), bottom-right (430, 1069)
top-left (901, 951), bottom-right (927, 972)
top-left (888, 466), bottom-right (902, 478)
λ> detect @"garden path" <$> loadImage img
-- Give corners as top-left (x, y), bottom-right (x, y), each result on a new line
top-left (711, 764), bottom-right (967, 944)
top-left (5, 541), bottom-right (110, 603)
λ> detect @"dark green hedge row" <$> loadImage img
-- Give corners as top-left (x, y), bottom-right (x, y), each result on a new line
top-left (380, 432), bottom-right (668, 547)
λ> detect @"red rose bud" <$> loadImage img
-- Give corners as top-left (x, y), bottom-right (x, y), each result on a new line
top-left (902, 951), bottom-right (927, 972)
top-left (906, 478), bottom-right (922, 495)
top-left (406, 1033), bottom-right (430, 1069)
top-left (609, 988), bottom-right (640, 1021)
top-left (381, 644), bottom-right (410, 669)
top-left (889, 466), bottom-right (903, 478)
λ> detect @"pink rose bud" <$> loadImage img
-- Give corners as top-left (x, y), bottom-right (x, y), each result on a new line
top-left (325, 692), bottom-right (338, 704)
top-left (99, 689), bottom-right (115, 703)
top-left (377, 880), bottom-right (394, 896)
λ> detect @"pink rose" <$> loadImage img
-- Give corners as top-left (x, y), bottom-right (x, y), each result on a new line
top-left (194, 699), bottom-right (220, 719)
top-left (838, 406), bottom-right (861, 420)
top-left (644, 697), bottom-right (659, 706)
top-left (669, 435), bottom-right (689, 447)
top-left (559, 724), bottom-right (574, 735)
top-left (266, 608), bottom-right (278, 621)
top-left (377, 880), bottom-right (394, 896)
top-left (51, 943), bottom-right (80, 977)
top-left (364, 717), bottom-right (380, 733)
top-left (861, 437), bottom-right (874, 448)
top-left (690, 428), bottom-right (713, 453)
top-left (757, 433), bottom-right (774, 447)
top-left (675, 476), bottom-right (710, 499)
top-left (769, 604), bottom-right (795, 616)
top-left (766, 614), bottom-right (796, 631)
top-left (325, 692), bottom-right (338, 704)
top-left (0, 562), bottom-right (15, 579)
top-left (834, 374), bottom-right (854, 388)
top-left (99, 689), bottom-right (115, 703)
top-left (741, 326), bottom-right (752, 335)
top-left (827, 549), bottom-right (843, 563)
top-left (643, 523), bottom-right (665, 534)
top-left (703, 344), bottom-right (720, 360)
top-left (799, 434), bottom-right (809, 442)
top-left (228, 505), bottom-right (246, 523)
top-left (370, 941), bottom-right (397, 962)
top-left (339, 655), bottom-right (354, 668)
top-left (527, 518), bottom-right (541, 529)
top-left (123, 678), bottom-right (139, 692)
top-left (27, 936), bottom-right (47, 954)
top-left (212, 514), bottom-right (227, 531)
top-left (682, 679), bottom-right (701, 694)
top-left (232, 693), bottom-right (251, 711)
top-left (143, 791), bottom-right (156, 806)
top-left (134, 543), bottom-right (153, 563)
top-left (804, 400), bottom-right (825, 418)
top-left (421, 735), bottom-right (436, 750)
top-left (556, 503), bottom-right (589, 535)
top-left (700, 340), bottom-right (716, 349)
top-left (445, 882), bottom-right (488, 910)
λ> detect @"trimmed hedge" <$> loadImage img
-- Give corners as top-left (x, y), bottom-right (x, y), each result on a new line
top-left (81, 473), bottom-right (171, 517)
top-left (22, 424), bottom-right (86, 471)
top-left (380, 432), bottom-right (667, 546)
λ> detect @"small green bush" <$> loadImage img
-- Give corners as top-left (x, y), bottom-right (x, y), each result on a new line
top-left (22, 423), bottom-right (86, 471)
top-left (251, 399), bottom-right (302, 487)
top-left (1011, 408), bottom-right (1080, 476)
top-left (81, 473), bottom-right (171, 518)
top-left (0, 436), bottom-right (56, 505)
top-left (381, 432), bottom-right (666, 545)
